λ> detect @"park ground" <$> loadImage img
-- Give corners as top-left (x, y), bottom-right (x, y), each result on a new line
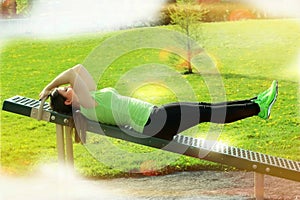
top-left (0, 19), bottom-right (300, 179)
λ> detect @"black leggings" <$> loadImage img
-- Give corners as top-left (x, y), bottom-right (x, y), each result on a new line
top-left (142, 99), bottom-right (260, 140)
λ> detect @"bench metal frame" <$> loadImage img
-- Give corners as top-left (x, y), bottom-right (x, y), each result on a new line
top-left (3, 96), bottom-right (300, 200)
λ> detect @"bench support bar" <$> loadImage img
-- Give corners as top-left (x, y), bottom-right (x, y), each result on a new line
top-left (56, 124), bottom-right (74, 167)
top-left (254, 173), bottom-right (264, 200)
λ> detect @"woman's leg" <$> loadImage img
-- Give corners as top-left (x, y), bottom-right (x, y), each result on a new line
top-left (143, 99), bottom-right (260, 140)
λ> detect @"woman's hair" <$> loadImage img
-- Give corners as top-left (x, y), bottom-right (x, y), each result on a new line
top-left (49, 89), bottom-right (86, 143)
top-left (49, 89), bottom-right (72, 115)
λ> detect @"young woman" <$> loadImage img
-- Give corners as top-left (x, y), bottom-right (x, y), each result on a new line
top-left (39, 64), bottom-right (278, 140)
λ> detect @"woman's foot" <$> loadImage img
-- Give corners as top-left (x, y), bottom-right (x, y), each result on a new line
top-left (253, 80), bottom-right (278, 119)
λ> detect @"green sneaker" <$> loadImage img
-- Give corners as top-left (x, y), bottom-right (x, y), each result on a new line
top-left (251, 83), bottom-right (273, 101)
top-left (250, 88), bottom-right (270, 101)
top-left (254, 80), bottom-right (278, 119)
top-left (257, 87), bottom-right (271, 101)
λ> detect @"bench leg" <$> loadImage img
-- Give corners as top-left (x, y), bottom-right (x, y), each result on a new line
top-left (254, 172), bottom-right (264, 200)
top-left (56, 124), bottom-right (74, 167)
top-left (56, 124), bottom-right (65, 164)
top-left (65, 126), bottom-right (74, 166)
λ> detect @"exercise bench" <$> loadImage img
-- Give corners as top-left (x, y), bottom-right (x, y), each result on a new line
top-left (2, 95), bottom-right (300, 200)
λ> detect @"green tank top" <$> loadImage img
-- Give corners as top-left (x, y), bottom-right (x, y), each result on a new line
top-left (80, 87), bottom-right (154, 133)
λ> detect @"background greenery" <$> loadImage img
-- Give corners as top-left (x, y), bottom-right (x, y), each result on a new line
top-left (1, 19), bottom-right (300, 178)
top-left (13, 0), bottom-right (279, 22)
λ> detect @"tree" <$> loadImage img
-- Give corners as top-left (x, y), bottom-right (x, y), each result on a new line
top-left (168, 0), bottom-right (206, 74)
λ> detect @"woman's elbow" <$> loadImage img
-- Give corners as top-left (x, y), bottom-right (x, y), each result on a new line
top-left (72, 64), bottom-right (85, 73)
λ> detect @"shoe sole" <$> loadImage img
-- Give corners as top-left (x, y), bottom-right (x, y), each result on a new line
top-left (267, 81), bottom-right (278, 118)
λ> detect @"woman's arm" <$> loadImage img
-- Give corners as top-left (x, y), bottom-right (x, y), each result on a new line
top-left (72, 64), bottom-right (97, 91)
top-left (39, 64), bottom-right (97, 108)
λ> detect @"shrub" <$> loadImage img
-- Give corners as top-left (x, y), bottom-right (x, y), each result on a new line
top-left (159, 1), bottom-right (268, 24)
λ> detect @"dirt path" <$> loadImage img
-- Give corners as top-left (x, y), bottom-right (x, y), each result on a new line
top-left (102, 171), bottom-right (300, 200)
top-left (1, 168), bottom-right (299, 199)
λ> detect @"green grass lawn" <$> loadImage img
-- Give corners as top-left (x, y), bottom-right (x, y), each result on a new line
top-left (1, 19), bottom-right (300, 178)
